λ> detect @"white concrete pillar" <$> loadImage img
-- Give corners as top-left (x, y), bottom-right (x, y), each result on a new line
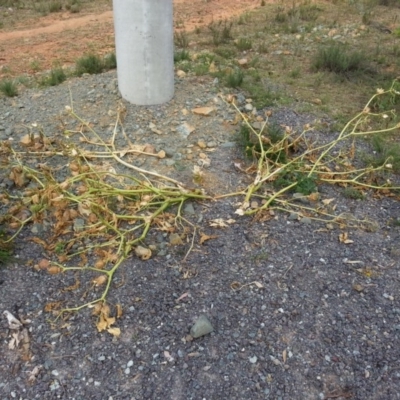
top-left (112, 0), bottom-right (174, 105)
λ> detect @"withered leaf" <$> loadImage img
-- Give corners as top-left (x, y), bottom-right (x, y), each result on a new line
top-left (107, 327), bottom-right (121, 337)
top-left (135, 246), bottom-right (152, 260)
top-left (47, 266), bottom-right (62, 275)
top-left (116, 304), bottom-right (123, 318)
top-left (199, 233), bottom-right (218, 245)
top-left (92, 275), bottom-right (108, 286)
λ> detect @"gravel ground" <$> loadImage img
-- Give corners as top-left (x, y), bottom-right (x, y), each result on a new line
top-left (1, 71), bottom-right (400, 400)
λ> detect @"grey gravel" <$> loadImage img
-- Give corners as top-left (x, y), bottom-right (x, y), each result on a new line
top-left (0, 71), bottom-right (400, 400)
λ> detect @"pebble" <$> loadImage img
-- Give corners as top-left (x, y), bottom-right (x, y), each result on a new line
top-left (183, 203), bottom-right (195, 215)
top-left (190, 315), bottom-right (214, 338)
top-left (300, 217), bottom-right (312, 224)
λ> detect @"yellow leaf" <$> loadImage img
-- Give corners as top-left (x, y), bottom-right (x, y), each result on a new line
top-left (339, 232), bottom-right (353, 244)
top-left (322, 198), bottom-right (335, 205)
top-left (199, 233), bottom-right (218, 245)
top-left (116, 304), bottom-right (123, 319)
top-left (92, 275), bottom-right (108, 286)
top-left (107, 327), bottom-right (121, 337)
top-left (47, 266), bottom-right (62, 275)
top-left (134, 245), bottom-right (152, 260)
top-left (91, 302), bottom-right (103, 316)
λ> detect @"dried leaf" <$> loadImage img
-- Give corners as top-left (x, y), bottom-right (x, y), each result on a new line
top-left (38, 259), bottom-right (50, 270)
top-left (3, 310), bottom-right (23, 330)
top-left (157, 150), bottom-right (166, 159)
top-left (107, 327), bottom-right (121, 337)
top-left (47, 266), bottom-right (62, 275)
top-left (27, 365), bottom-right (42, 383)
top-left (176, 292), bottom-right (189, 302)
top-left (199, 233), bottom-right (218, 245)
top-left (116, 304), bottom-right (123, 318)
top-left (94, 259), bottom-right (106, 270)
top-left (90, 302), bottom-right (103, 316)
top-left (352, 283), bottom-right (364, 292)
top-left (322, 198), bottom-right (335, 205)
top-left (92, 275), bottom-right (108, 286)
top-left (134, 246), bottom-right (152, 260)
top-left (230, 281), bottom-right (242, 290)
top-left (339, 232), bottom-right (354, 244)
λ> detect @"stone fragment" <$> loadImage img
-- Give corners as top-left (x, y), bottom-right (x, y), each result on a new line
top-left (177, 122), bottom-right (195, 138)
top-left (192, 107), bottom-right (215, 116)
top-left (190, 315), bottom-right (214, 338)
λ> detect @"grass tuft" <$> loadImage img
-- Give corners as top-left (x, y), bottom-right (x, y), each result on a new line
top-left (75, 54), bottom-right (104, 76)
top-left (0, 79), bottom-right (18, 97)
top-left (312, 43), bottom-right (367, 74)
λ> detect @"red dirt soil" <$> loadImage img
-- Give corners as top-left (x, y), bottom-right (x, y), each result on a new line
top-left (0, 0), bottom-right (262, 78)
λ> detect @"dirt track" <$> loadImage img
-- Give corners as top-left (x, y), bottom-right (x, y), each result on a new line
top-left (0, 0), bottom-right (260, 77)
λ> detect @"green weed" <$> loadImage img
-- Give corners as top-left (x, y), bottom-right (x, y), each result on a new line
top-left (175, 31), bottom-right (190, 49)
top-left (312, 43), bottom-right (367, 74)
top-left (174, 50), bottom-right (191, 63)
top-left (236, 38), bottom-right (253, 51)
top-left (0, 79), bottom-right (18, 97)
top-left (343, 187), bottom-right (366, 199)
top-left (75, 54), bottom-right (104, 76)
top-left (209, 20), bottom-right (233, 46)
top-left (225, 69), bottom-right (244, 88)
top-left (48, 1), bottom-right (62, 13)
top-left (103, 53), bottom-right (117, 70)
top-left (41, 67), bottom-right (67, 87)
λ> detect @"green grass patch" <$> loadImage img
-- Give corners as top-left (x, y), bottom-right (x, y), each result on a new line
top-left (0, 79), bottom-right (18, 97)
top-left (75, 54), bottom-right (104, 76)
top-left (312, 43), bottom-right (367, 74)
top-left (208, 20), bottom-right (234, 46)
top-left (174, 50), bottom-right (191, 63)
top-left (41, 67), bottom-right (67, 87)
top-left (236, 38), bottom-right (253, 51)
top-left (225, 69), bottom-right (244, 88)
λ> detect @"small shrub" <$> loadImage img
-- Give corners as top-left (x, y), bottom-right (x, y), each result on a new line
top-left (236, 38), bottom-right (253, 51)
top-left (42, 67), bottom-right (66, 86)
top-left (194, 64), bottom-right (209, 76)
top-left (48, 1), bottom-right (62, 13)
top-left (174, 50), bottom-right (191, 63)
top-left (174, 31), bottom-right (189, 49)
top-left (312, 43), bottom-right (366, 74)
top-left (103, 53), bottom-right (117, 70)
top-left (289, 67), bottom-right (301, 78)
top-left (209, 20), bottom-right (233, 46)
top-left (366, 134), bottom-right (400, 172)
top-left (66, 0), bottom-right (81, 13)
top-left (239, 122), bottom-right (288, 162)
top-left (257, 41), bottom-right (269, 54)
top-left (0, 79), bottom-right (18, 97)
top-left (214, 47), bottom-right (235, 59)
top-left (225, 69), bottom-right (244, 88)
top-left (275, 11), bottom-right (288, 23)
top-left (343, 187), bottom-right (366, 200)
top-left (75, 54), bottom-right (104, 76)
